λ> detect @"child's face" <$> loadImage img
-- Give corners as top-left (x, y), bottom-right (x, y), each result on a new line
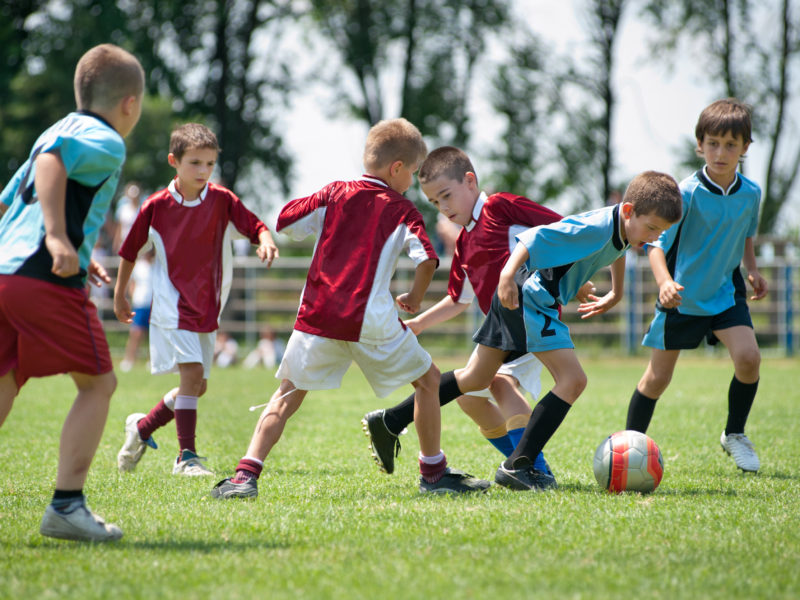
top-left (420, 173), bottom-right (479, 227)
top-left (168, 147), bottom-right (218, 199)
top-left (621, 202), bottom-right (674, 248)
top-left (696, 130), bottom-right (749, 187)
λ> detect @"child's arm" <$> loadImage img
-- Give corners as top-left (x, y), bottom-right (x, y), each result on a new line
top-left (648, 246), bottom-right (684, 308)
top-left (256, 229), bottom-right (279, 268)
top-left (113, 258), bottom-right (136, 323)
top-left (35, 152), bottom-right (79, 278)
top-left (498, 242), bottom-right (530, 310)
top-left (742, 237), bottom-right (768, 300)
top-left (577, 255), bottom-right (626, 319)
top-left (396, 258), bottom-right (437, 314)
top-left (405, 295), bottom-right (469, 335)
top-left (87, 259), bottom-right (112, 288)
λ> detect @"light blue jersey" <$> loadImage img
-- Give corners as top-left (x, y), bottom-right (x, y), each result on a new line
top-left (515, 204), bottom-right (629, 351)
top-left (649, 168), bottom-right (760, 316)
top-left (0, 111), bottom-right (125, 288)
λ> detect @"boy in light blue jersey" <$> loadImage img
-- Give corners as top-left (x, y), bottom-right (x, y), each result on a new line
top-left (626, 98), bottom-right (768, 473)
top-left (493, 171), bottom-right (682, 491)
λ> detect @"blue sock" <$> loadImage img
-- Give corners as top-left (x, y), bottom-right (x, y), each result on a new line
top-left (509, 427), bottom-right (551, 473)
top-left (486, 434), bottom-right (515, 457)
top-left (507, 427), bottom-right (525, 449)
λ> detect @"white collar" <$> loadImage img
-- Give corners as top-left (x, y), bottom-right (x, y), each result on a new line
top-left (464, 191), bottom-right (488, 232)
top-left (168, 178), bottom-right (208, 207)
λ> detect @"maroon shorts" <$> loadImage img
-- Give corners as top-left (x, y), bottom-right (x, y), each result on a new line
top-left (0, 274), bottom-right (113, 389)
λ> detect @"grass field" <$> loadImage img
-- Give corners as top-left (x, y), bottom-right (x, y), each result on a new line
top-left (1, 354), bottom-right (798, 599)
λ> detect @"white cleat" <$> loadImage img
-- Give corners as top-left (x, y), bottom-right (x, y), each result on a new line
top-left (117, 412), bottom-right (156, 472)
top-left (720, 431), bottom-right (760, 473)
top-left (173, 450), bottom-right (214, 476)
top-left (40, 502), bottom-right (123, 542)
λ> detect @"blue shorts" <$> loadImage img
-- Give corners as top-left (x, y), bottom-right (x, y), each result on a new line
top-left (522, 301), bottom-right (573, 352)
top-left (132, 305), bottom-right (151, 329)
top-left (642, 293), bottom-right (753, 350)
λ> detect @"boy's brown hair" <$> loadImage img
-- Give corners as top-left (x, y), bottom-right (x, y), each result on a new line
top-left (363, 118), bottom-right (427, 172)
top-left (418, 146), bottom-right (477, 186)
top-left (695, 98), bottom-right (753, 144)
top-left (74, 44), bottom-right (145, 111)
top-left (169, 123), bottom-right (221, 160)
top-left (624, 171), bottom-right (682, 223)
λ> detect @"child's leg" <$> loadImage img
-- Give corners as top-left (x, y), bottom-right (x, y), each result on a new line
top-left (627, 349), bottom-right (680, 432)
top-left (56, 371), bottom-right (116, 491)
top-left (412, 364), bottom-right (442, 458)
top-left (456, 394), bottom-right (515, 456)
top-left (714, 326), bottom-right (760, 433)
top-left (242, 379), bottom-right (307, 464)
top-left (0, 371), bottom-right (18, 428)
top-left (174, 362), bottom-right (205, 453)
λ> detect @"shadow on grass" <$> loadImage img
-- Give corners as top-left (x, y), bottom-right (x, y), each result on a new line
top-left (31, 538), bottom-right (290, 552)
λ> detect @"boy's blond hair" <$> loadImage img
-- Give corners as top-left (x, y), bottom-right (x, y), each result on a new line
top-left (624, 171), bottom-right (682, 223)
top-left (695, 98), bottom-right (753, 144)
top-left (169, 123), bottom-right (221, 160)
top-left (418, 146), bottom-right (476, 186)
top-left (74, 44), bottom-right (145, 111)
top-left (363, 118), bottom-right (427, 172)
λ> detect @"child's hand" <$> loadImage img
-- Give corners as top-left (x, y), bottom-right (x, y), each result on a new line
top-left (396, 293), bottom-right (421, 314)
top-left (87, 259), bottom-right (111, 287)
top-left (748, 271), bottom-right (768, 300)
top-left (574, 280), bottom-right (596, 303)
top-left (45, 234), bottom-right (79, 277)
top-left (256, 239), bottom-right (279, 267)
top-left (404, 317), bottom-right (423, 335)
top-left (498, 273), bottom-right (518, 310)
top-left (114, 294), bottom-right (134, 324)
top-left (658, 280), bottom-right (684, 309)
top-left (577, 290), bottom-right (620, 319)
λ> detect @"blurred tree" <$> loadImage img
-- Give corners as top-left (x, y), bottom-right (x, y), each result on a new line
top-left (641, 0), bottom-right (800, 234)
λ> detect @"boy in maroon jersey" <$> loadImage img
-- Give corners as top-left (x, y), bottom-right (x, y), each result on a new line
top-left (114, 123), bottom-right (278, 476)
top-left (210, 120), bottom-right (490, 498)
top-left (362, 146), bottom-right (590, 480)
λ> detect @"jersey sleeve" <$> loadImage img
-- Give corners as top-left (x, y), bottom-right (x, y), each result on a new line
top-left (43, 126), bottom-right (126, 188)
top-left (516, 213), bottom-right (611, 271)
top-left (227, 192), bottom-right (268, 244)
top-left (276, 184), bottom-right (333, 240)
top-left (402, 206), bottom-right (439, 266)
top-left (118, 198), bottom-right (154, 262)
top-left (496, 193), bottom-right (562, 227)
top-left (446, 240), bottom-right (474, 305)
top-left (0, 164), bottom-right (26, 207)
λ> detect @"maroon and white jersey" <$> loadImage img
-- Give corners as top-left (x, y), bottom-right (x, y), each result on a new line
top-left (277, 175), bottom-right (438, 344)
top-left (449, 192), bottom-right (561, 314)
top-left (119, 179), bottom-right (268, 332)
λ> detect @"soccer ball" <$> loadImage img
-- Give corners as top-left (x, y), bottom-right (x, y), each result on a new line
top-left (593, 430), bottom-right (664, 493)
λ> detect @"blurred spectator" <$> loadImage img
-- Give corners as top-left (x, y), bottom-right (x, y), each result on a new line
top-left (120, 249), bottom-right (154, 372)
top-left (243, 326), bottom-right (285, 369)
top-left (214, 331), bottom-right (239, 368)
top-left (113, 182), bottom-right (142, 251)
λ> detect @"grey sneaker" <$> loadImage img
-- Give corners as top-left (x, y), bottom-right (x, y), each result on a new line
top-left (210, 477), bottom-right (258, 499)
top-left (720, 431), bottom-right (760, 472)
top-left (173, 449), bottom-right (214, 476)
top-left (495, 458), bottom-right (558, 491)
top-left (419, 468), bottom-right (491, 494)
top-left (40, 501), bottom-right (123, 542)
top-left (117, 413), bottom-right (157, 472)
top-left (361, 409), bottom-right (402, 474)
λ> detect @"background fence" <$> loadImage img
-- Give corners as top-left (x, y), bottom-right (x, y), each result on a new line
top-left (93, 241), bottom-right (799, 357)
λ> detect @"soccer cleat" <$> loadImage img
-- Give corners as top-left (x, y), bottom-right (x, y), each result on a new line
top-left (419, 468), bottom-right (492, 494)
top-left (40, 501), bottom-right (123, 542)
top-left (117, 412), bottom-right (157, 472)
top-left (720, 431), bottom-right (760, 473)
top-left (173, 449), bottom-right (214, 476)
top-left (210, 477), bottom-right (258, 499)
top-left (361, 409), bottom-right (402, 474)
top-left (495, 458), bottom-right (558, 491)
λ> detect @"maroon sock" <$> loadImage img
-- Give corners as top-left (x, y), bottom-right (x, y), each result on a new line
top-left (419, 455), bottom-right (448, 484)
top-left (175, 408), bottom-right (197, 453)
top-left (137, 399), bottom-right (174, 440)
top-left (232, 458), bottom-right (263, 483)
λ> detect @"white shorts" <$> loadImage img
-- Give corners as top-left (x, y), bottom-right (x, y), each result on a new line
top-left (276, 328), bottom-right (432, 398)
top-left (149, 324), bottom-right (215, 378)
top-left (466, 347), bottom-right (542, 402)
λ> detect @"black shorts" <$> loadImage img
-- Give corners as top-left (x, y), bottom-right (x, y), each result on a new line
top-left (472, 267), bottom-right (529, 362)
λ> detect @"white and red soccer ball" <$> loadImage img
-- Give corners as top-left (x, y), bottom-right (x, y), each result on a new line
top-left (593, 430), bottom-right (664, 493)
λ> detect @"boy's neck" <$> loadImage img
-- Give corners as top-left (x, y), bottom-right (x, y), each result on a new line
top-left (703, 165), bottom-right (737, 192)
top-left (174, 178), bottom-right (204, 202)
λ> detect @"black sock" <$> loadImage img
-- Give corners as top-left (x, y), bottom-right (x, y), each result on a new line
top-left (626, 389), bottom-right (658, 433)
top-left (725, 376), bottom-right (758, 435)
top-left (505, 391), bottom-right (571, 469)
top-left (383, 370), bottom-right (462, 435)
top-left (52, 489), bottom-right (84, 512)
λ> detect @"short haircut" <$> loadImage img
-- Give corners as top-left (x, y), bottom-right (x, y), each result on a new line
top-left (363, 118), bottom-right (427, 172)
top-left (418, 146), bottom-right (477, 186)
top-left (623, 171), bottom-right (683, 224)
top-left (73, 44), bottom-right (145, 111)
top-left (169, 123), bottom-right (221, 160)
top-left (695, 98), bottom-right (753, 144)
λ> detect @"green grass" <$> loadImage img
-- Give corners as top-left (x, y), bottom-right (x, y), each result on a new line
top-left (1, 355), bottom-right (798, 599)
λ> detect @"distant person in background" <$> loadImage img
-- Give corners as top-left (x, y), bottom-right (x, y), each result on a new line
top-left (113, 181), bottom-right (141, 252)
top-left (243, 326), bottom-right (285, 369)
top-left (120, 248), bottom-right (154, 372)
top-left (214, 331), bottom-right (239, 368)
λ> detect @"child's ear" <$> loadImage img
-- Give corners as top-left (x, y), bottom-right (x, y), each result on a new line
top-left (167, 153), bottom-right (178, 168)
top-left (390, 160), bottom-right (404, 176)
top-left (621, 202), bottom-right (634, 218)
top-left (465, 172), bottom-right (478, 188)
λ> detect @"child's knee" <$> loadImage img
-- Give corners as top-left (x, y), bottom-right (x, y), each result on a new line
top-left (734, 347), bottom-right (761, 376)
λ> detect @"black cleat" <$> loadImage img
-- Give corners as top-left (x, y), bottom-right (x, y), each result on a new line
top-left (419, 468), bottom-right (492, 494)
top-left (210, 477), bottom-right (258, 499)
top-left (361, 409), bottom-right (401, 474)
top-left (495, 458), bottom-right (557, 491)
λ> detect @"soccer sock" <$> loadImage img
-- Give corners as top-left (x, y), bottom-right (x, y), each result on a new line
top-left (725, 376), bottom-right (758, 435)
top-left (480, 423), bottom-right (514, 457)
top-left (504, 391), bottom-right (571, 470)
top-left (174, 394), bottom-right (198, 453)
top-left (137, 389), bottom-right (178, 440)
top-left (419, 451), bottom-right (447, 484)
top-left (626, 389), bottom-right (659, 433)
top-left (382, 370), bottom-right (462, 435)
top-left (232, 457), bottom-right (264, 483)
top-left (505, 414), bottom-right (531, 449)
top-left (51, 489), bottom-right (84, 512)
